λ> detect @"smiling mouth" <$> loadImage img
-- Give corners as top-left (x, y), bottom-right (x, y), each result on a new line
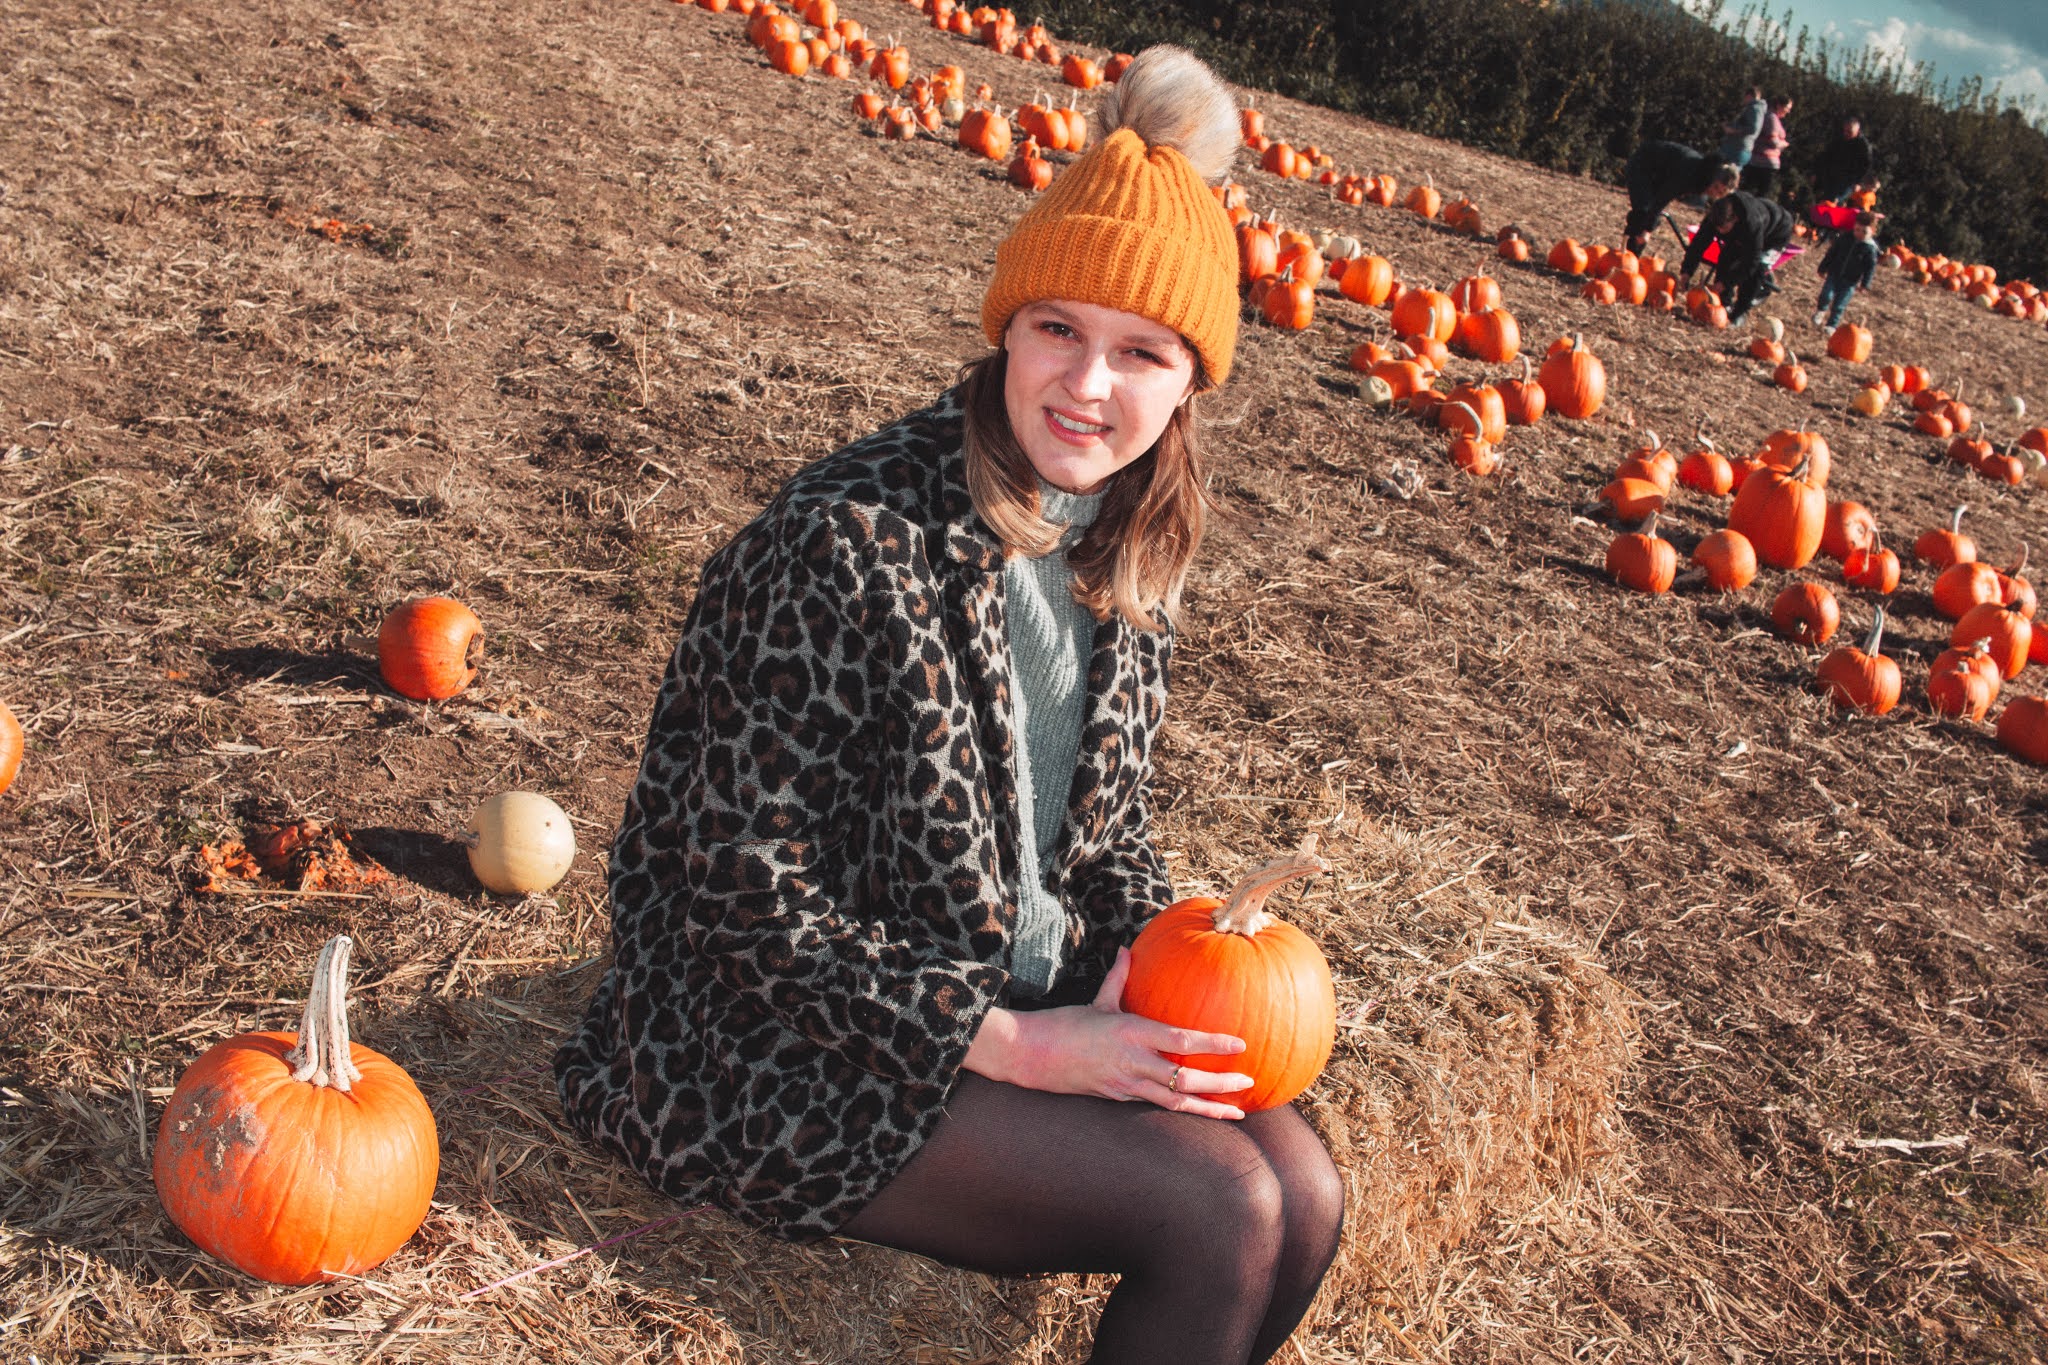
top-left (1047, 410), bottom-right (1109, 436)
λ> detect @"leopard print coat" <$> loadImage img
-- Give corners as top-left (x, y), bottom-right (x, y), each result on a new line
top-left (554, 389), bottom-right (1176, 1240)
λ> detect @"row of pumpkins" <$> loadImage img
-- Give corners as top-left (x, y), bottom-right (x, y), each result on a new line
top-left (713, 0), bottom-right (1133, 186)
top-left (1884, 244), bottom-right (2048, 327)
top-left (1589, 427), bottom-right (2047, 758)
top-left (1218, 86), bottom-right (2048, 755)
top-left (719, 0), bottom-right (2048, 757)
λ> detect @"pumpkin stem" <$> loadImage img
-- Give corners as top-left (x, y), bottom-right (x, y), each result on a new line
top-left (1863, 604), bottom-right (1887, 656)
top-left (286, 934), bottom-right (364, 1093)
top-left (1211, 837), bottom-right (1328, 936)
top-left (1643, 429), bottom-right (1659, 452)
top-left (1951, 505), bottom-right (1968, 534)
top-left (2010, 541), bottom-right (2029, 576)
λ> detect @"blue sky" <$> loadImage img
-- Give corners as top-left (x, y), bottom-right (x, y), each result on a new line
top-left (1682, 0), bottom-right (2048, 114)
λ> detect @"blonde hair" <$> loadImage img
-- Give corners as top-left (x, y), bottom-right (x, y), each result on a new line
top-left (959, 350), bottom-right (1210, 633)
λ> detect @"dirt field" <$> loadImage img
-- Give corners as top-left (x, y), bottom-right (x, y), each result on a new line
top-left (2, 0), bottom-right (2045, 1359)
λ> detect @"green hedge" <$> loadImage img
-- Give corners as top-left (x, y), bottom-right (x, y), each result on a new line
top-left (1032, 0), bottom-right (2048, 281)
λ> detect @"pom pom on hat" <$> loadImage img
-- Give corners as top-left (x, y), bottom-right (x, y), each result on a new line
top-left (982, 46), bottom-right (1243, 384)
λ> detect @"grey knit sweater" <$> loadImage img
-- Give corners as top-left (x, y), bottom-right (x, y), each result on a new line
top-left (1003, 481), bottom-right (1104, 994)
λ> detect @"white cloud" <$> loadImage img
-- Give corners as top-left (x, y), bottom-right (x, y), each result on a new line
top-left (1840, 15), bottom-right (2047, 108)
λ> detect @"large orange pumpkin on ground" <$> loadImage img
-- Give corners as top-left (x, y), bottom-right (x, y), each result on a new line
top-left (1537, 335), bottom-right (1605, 419)
top-left (1122, 842), bottom-right (1337, 1113)
top-left (154, 937), bottom-right (439, 1285)
top-left (1729, 458), bottom-right (1825, 570)
top-left (378, 596), bottom-right (484, 701)
top-left (1815, 606), bottom-right (1901, 715)
top-left (0, 699), bottom-right (21, 797)
top-left (1998, 696), bottom-right (2048, 764)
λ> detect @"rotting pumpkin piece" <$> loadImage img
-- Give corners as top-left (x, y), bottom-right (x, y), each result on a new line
top-left (195, 819), bottom-right (391, 895)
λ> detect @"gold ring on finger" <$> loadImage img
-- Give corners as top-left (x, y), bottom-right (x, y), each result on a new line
top-left (1168, 1064), bottom-right (1184, 1093)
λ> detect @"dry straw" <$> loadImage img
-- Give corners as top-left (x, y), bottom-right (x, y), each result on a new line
top-left (0, 809), bottom-right (1632, 1362)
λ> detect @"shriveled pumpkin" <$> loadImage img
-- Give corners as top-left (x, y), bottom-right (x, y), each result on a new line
top-left (154, 936), bottom-right (438, 1284)
top-left (1122, 841), bottom-right (1337, 1112)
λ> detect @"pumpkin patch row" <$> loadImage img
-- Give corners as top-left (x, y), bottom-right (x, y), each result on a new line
top-left (1883, 243), bottom-right (2048, 329)
top-left (1592, 422), bottom-right (2044, 751)
top-left (706, 0), bottom-right (1134, 191)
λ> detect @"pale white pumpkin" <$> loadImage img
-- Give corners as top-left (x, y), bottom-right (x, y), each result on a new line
top-left (465, 792), bottom-right (577, 895)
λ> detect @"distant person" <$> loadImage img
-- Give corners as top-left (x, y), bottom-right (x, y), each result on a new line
top-left (1813, 211), bottom-right (1881, 329)
top-left (1813, 115), bottom-right (1876, 206)
top-left (1740, 95), bottom-right (1794, 198)
top-left (1720, 86), bottom-right (1767, 168)
top-left (1622, 141), bottom-right (1741, 253)
top-left (1682, 189), bottom-right (1797, 327)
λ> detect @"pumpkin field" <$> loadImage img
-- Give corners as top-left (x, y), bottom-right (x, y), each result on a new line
top-left (3, 0), bottom-right (2046, 1358)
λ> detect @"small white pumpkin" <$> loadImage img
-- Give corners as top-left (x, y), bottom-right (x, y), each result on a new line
top-left (2007, 394), bottom-right (2026, 420)
top-left (465, 792), bottom-right (577, 895)
top-left (2015, 441), bottom-right (2048, 489)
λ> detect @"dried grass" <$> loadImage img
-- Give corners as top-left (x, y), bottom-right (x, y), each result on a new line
top-left (1, 0), bottom-right (2045, 1359)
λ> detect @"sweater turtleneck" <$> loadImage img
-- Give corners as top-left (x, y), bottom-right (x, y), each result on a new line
top-left (1002, 480), bottom-right (1104, 995)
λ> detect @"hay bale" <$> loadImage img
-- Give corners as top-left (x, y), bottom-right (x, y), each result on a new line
top-left (0, 815), bottom-right (1630, 1364)
top-left (783, 813), bottom-right (1638, 1363)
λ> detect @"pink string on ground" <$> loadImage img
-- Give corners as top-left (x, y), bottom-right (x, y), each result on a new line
top-left (458, 1208), bottom-right (704, 1300)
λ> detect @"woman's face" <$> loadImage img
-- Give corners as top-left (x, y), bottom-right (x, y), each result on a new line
top-left (1002, 299), bottom-right (1198, 495)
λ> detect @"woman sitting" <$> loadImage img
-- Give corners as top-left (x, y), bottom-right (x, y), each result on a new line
top-left (555, 45), bottom-right (1345, 1365)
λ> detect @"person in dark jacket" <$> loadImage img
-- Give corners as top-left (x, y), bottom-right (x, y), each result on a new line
top-left (1682, 189), bottom-right (1797, 327)
top-left (1622, 140), bottom-right (1740, 253)
top-left (1720, 86), bottom-right (1766, 167)
top-left (1812, 115), bottom-right (1877, 206)
top-left (1813, 211), bottom-right (1881, 328)
top-left (555, 45), bottom-right (1345, 1365)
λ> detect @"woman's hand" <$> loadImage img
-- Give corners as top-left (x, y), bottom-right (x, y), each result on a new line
top-left (964, 948), bottom-right (1253, 1120)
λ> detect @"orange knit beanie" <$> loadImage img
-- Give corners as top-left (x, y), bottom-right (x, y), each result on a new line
top-left (981, 49), bottom-right (1242, 384)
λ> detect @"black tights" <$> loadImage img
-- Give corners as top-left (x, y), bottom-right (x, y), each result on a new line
top-left (840, 1075), bottom-right (1346, 1365)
